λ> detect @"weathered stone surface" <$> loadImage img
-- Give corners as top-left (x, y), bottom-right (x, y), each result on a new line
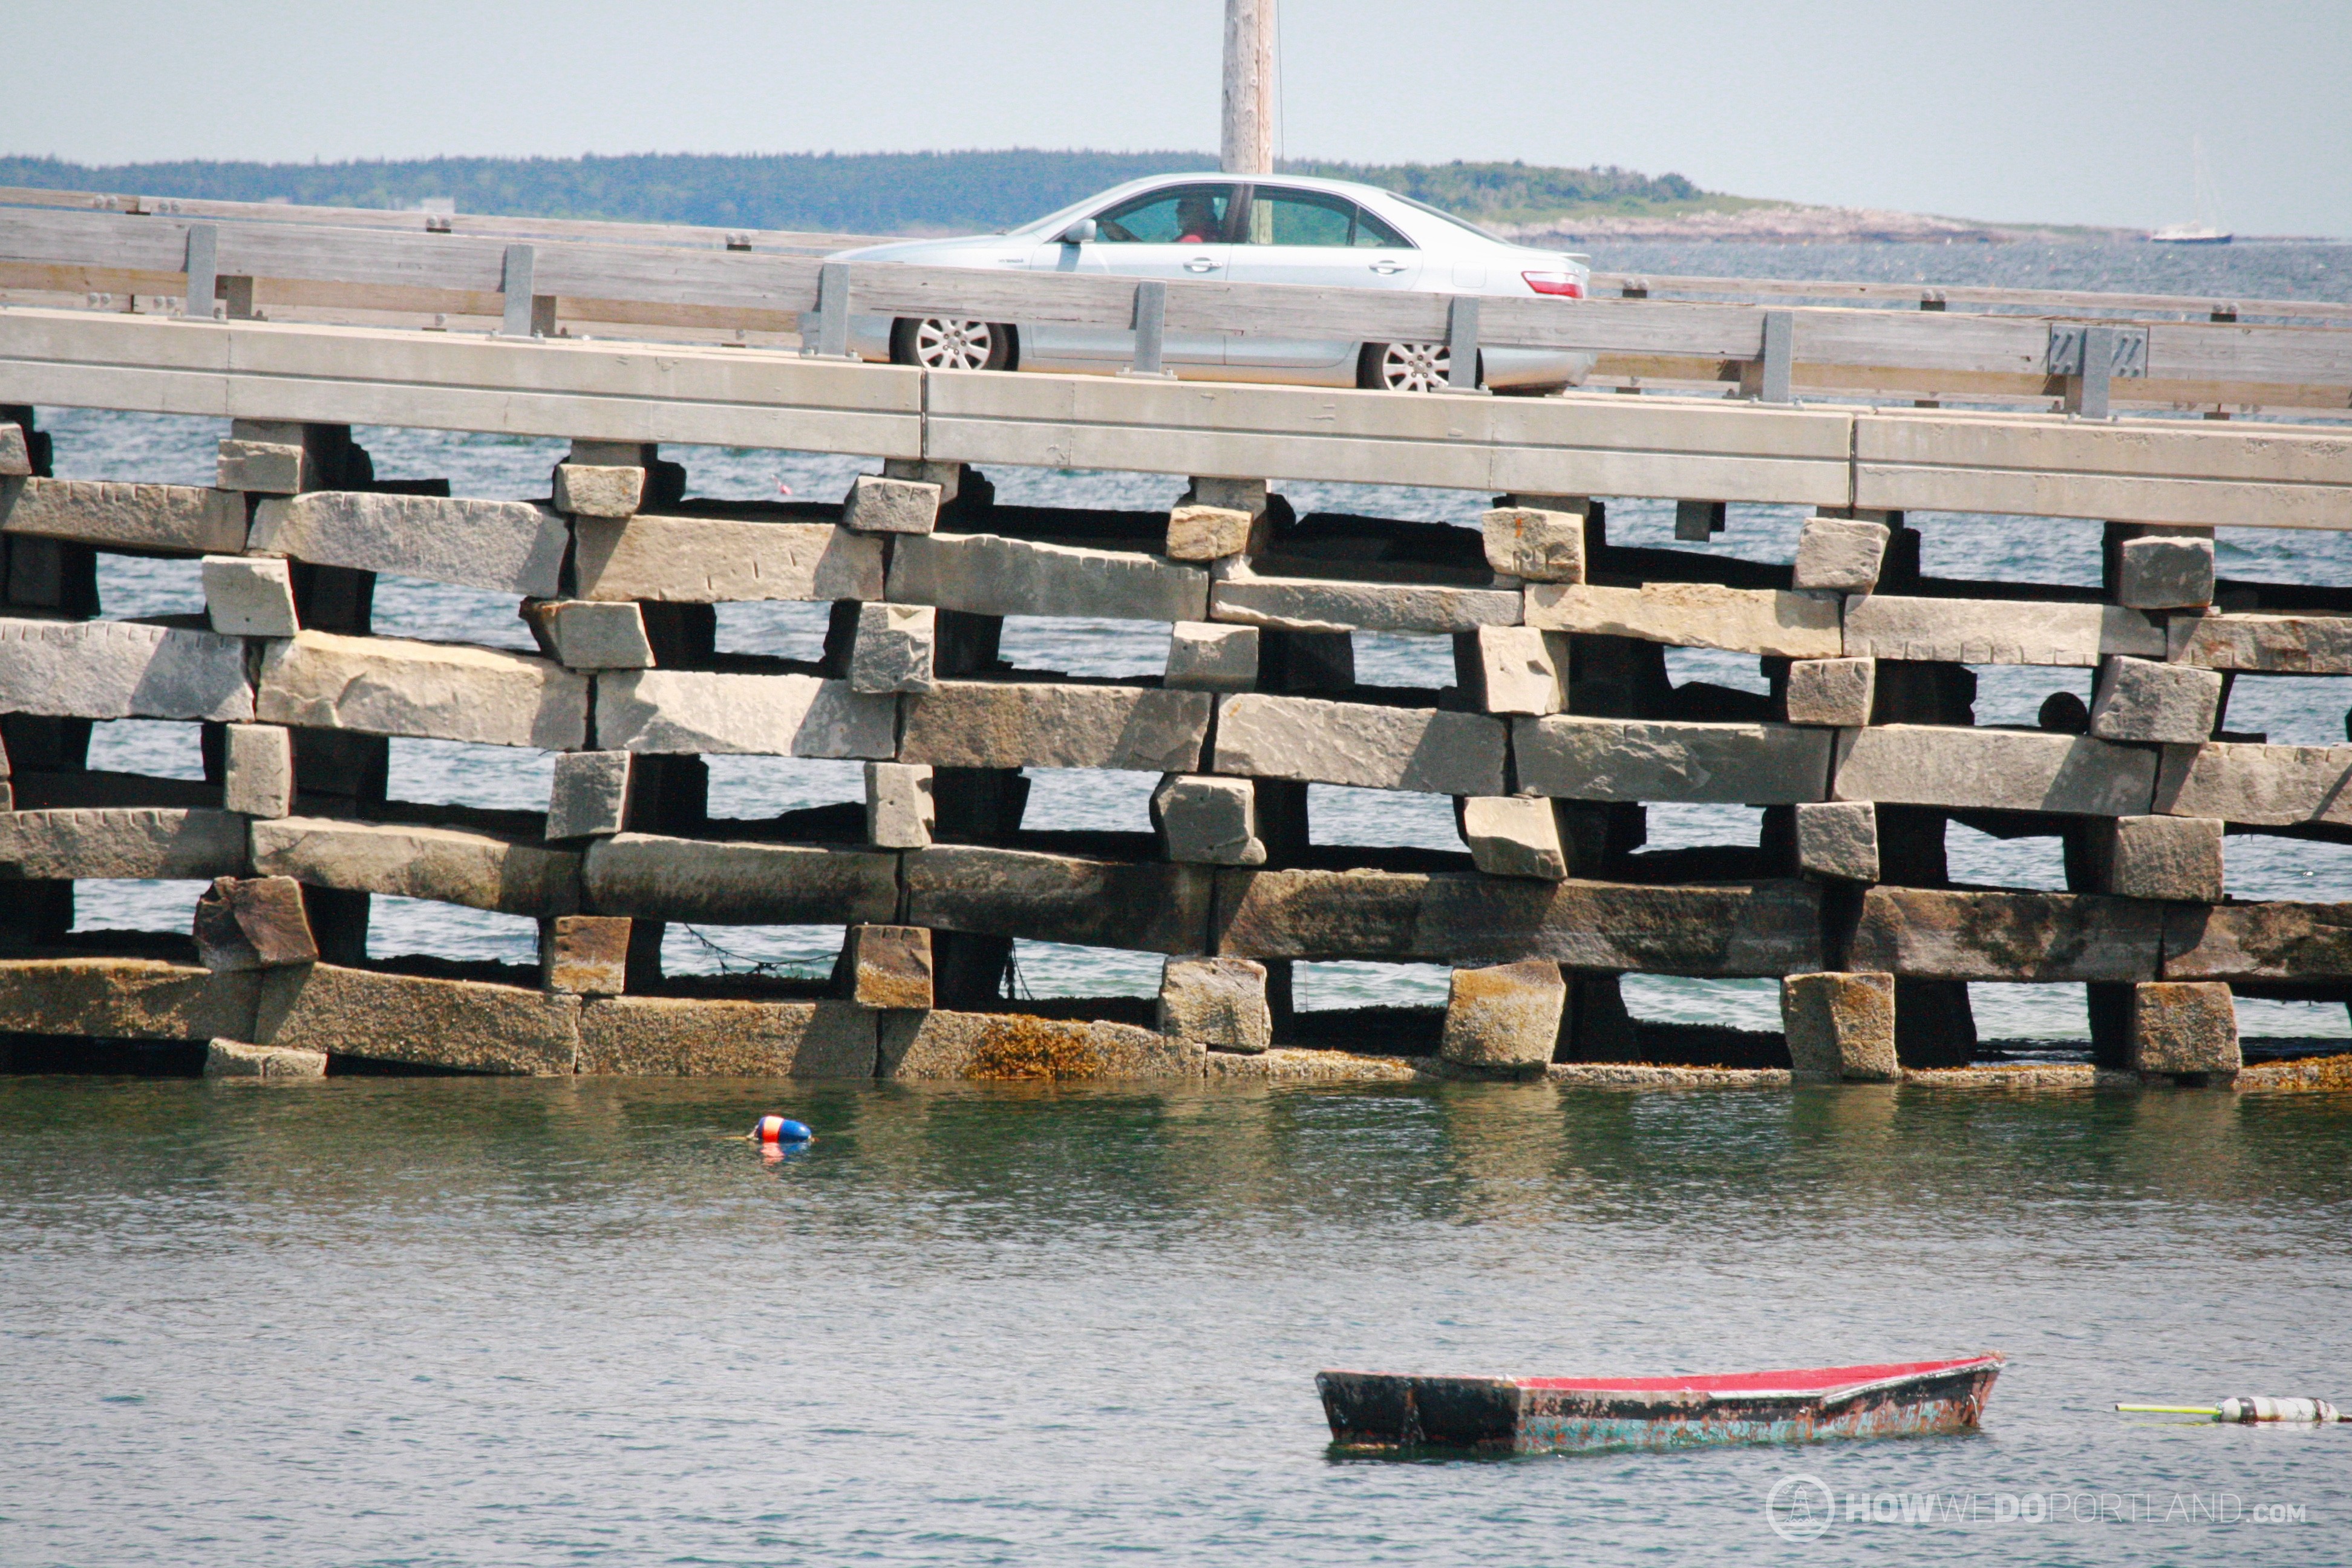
top-left (1847, 886), bottom-right (2163, 981)
top-left (193, 875), bottom-right (318, 971)
top-left (866, 762), bottom-right (935, 849)
top-left (254, 963), bottom-right (580, 1075)
top-left (1210, 573), bottom-right (1521, 635)
top-left (215, 440), bottom-right (305, 495)
top-left (583, 833), bottom-right (898, 925)
top-left (1204, 1048), bottom-right (1429, 1083)
top-left (1515, 714), bottom-right (1831, 805)
top-left (543, 915), bottom-right (630, 995)
top-left (1460, 795), bottom-right (1569, 880)
top-left (1842, 595), bottom-right (2165, 665)
top-left (1442, 959), bottom-right (1566, 1069)
top-left (258, 631), bottom-right (588, 750)
top-left (552, 463), bottom-right (644, 518)
top-left (201, 555), bottom-right (300, 638)
top-left (1795, 800), bottom-right (1880, 882)
top-left (1525, 582), bottom-right (1841, 659)
top-left (1791, 517), bottom-right (1889, 593)
top-left (2094, 814), bottom-right (2224, 902)
top-left (1462, 625), bottom-right (1563, 716)
top-left (2161, 901), bottom-right (2352, 982)
top-left (1214, 695), bottom-right (1507, 796)
top-left (2129, 981), bottom-right (2239, 1076)
top-left (0, 425), bottom-right (31, 478)
top-left (568, 439), bottom-right (653, 468)
top-left (2169, 613), bottom-right (2352, 674)
top-left (1212, 869), bottom-right (1824, 975)
top-left (547, 751), bottom-right (632, 840)
top-left (1832, 726), bottom-right (2156, 815)
top-left (0, 957), bottom-right (259, 1042)
top-left (573, 516), bottom-right (886, 603)
top-left (223, 723), bottom-right (293, 818)
top-left (249, 492), bottom-right (567, 597)
top-left (2154, 741), bottom-right (2352, 826)
top-left (884, 458), bottom-right (962, 501)
top-left (204, 1039), bottom-right (327, 1078)
top-left (2116, 535), bottom-right (2215, 611)
top-left (889, 532), bottom-right (1209, 622)
top-left (2089, 656), bottom-right (2222, 744)
top-left (905, 846), bottom-right (1214, 955)
top-left (595, 670), bottom-right (895, 757)
top-left (1187, 477), bottom-right (1267, 515)
top-left (1165, 621), bottom-right (1258, 691)
top-left (0, 477), bottom-right (246, 554)
top-left (840, 473), bottom-right (941, 535)
top-left (1782, 970), bottom-right (1898, 1082)
top-left (900, 682), bottom-right (1209, 773)
top-left (849, 603), bottom-right (938, 694)
top-left (538, 601), bottom-right (654, 669)
top-left (578, 995), bottom-right (877, 1077)
top-left (1481, 506), bottom-right (1586, 583)
top-left (251, 816), bottom-right (581, 916)
top-left (1152, 774), bottom-right (1264, 865)
top-left (0, 616), bottom-right (253, 722)
top-left (878, 1010), bottom-right (1207, 1080)
top-left (1158, 956), bottom-right (1272, 1053)
top-left (1785, 658), bottom-right (1875, 728)
top-left (846, 924), bottom-right (934, 1010)
top-left (0, 807), bottom-right (246, 879)
top-left (1166, 505), bottom-right (1253, 561)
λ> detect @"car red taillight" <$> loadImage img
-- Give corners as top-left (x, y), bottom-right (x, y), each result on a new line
top-left (1522, 271), bottom-right (1585, 298)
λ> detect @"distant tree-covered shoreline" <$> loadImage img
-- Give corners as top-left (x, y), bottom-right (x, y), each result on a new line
top-left (0, 149), bottom-right (1725, 234)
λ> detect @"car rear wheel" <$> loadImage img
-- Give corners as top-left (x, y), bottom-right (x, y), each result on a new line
top-left (1358, 341), bottom-right (1474, 393)
top-left (890, 317), bottom-right (1016, 371)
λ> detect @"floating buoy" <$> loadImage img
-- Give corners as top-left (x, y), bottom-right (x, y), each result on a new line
top-left (749, 1114), bottom-right (814, 1146)
top-left (2117, 1398), bottom-right (2344, 1423)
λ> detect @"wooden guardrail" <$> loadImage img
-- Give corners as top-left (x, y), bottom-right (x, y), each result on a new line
top-left (4, 204), bottom-right (2351, 416)
top-left (1593, 272), bottom-right (2352, 327)
top-left (0, 183), bottom-right (892, 255)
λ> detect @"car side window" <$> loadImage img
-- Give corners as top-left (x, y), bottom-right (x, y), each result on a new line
top-left (1351, 207), bottom-right (1411, 248)
top-left (1241, 188), bottom-right (1358, 246)
top-left (1094, 185), bottom-right (1236, 244)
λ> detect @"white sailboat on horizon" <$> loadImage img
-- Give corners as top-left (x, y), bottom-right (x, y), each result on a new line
top-left (2151, 135), bottom-right (2232, 244)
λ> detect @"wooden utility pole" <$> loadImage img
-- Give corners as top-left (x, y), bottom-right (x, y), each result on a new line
top-left (1221, 0), bottom-right (1275, 175)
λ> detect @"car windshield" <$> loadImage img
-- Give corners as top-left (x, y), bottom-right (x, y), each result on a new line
top-left (1387, 193), bottom-right (1512, 244)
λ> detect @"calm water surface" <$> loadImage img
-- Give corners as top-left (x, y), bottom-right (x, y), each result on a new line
top-left (4, 1076), bottom-right (2350, 1566)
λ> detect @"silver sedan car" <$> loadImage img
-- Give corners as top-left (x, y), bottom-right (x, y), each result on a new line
top-left (834, 172), bottom-right (1594, 394)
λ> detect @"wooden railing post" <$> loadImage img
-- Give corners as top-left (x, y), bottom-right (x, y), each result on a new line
top-left (1126, 279), bottom-right (1172, 378)
top-left (499, 244), bottom-right (536, 338)
top-left (806, 261), bottom-right (853, 359)
top-left (183, 223), bottom-right (217, 321)
top-left (1446, 295), bottom-right (1481, 391)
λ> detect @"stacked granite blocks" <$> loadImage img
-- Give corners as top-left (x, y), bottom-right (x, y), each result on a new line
top-left (0, 399), bottom-right (2344, 1087)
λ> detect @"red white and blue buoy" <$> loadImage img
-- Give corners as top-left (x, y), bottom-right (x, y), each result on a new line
top-left (750, 1114), bottom-right (814, 1146)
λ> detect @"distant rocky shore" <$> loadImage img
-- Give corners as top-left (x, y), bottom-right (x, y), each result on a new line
top-left (1500, 204), bottom-right (2079, 244)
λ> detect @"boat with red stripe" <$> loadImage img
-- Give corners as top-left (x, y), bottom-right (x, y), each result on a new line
top-left (1318, 1353), bottom-right (2005, 1455)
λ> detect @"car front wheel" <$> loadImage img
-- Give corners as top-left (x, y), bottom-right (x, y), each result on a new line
top-left (1358, 341), bottom-right (1474, 393)
top-left (890, 317), bottom-right (1016, 371)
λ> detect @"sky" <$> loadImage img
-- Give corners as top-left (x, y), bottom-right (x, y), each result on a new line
top-left (7, 0), bottom-right (2348, 235)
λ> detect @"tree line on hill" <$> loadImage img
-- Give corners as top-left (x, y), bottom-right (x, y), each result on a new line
top-left (0, 149), bottom-right (1717, 234)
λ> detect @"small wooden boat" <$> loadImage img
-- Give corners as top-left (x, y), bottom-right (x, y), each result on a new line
top-left (1318, 1353), bottom-right (2004, 1455)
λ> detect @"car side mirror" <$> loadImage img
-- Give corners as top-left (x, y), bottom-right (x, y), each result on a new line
top-left (1059, 218), bottom-right (1097, 245)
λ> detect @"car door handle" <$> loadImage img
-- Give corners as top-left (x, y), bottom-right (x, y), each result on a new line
top-left (1184, 256), bottom-right (1218, 273)
top-left (1369, 260), bottom-right (1404, 275)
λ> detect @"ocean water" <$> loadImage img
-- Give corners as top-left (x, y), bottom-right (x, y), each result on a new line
top-left (4, 1076), bottom-right (2349, 1566)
